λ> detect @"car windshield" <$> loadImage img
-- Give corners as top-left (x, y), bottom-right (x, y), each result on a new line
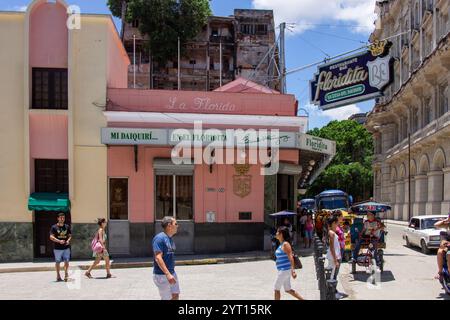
top-left (301, 202), bottom-right (315, 210)
top-left (318, 196), bottom-right (348, 210)
top-left (422, 218), bottom-right (442, 229)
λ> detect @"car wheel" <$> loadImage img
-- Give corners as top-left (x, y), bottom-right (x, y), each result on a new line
top-left (405, 237), bottom-right (411, 247)
top-left (421, 240), bottom-right (430, 255)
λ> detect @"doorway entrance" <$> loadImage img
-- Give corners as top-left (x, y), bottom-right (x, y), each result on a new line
top-left (154, 159), bottom-right (194, 254)
top-left (34, 211), bottom-right (71, 258)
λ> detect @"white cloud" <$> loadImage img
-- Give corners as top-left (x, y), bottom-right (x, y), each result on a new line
top-left (252, 0), bottom-right (378, 35)
top-left (12, 5), bottom-right (27, 12)
top-left (304, 103), bottom-right (362, 121)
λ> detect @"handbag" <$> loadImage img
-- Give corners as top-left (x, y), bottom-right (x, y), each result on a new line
top-left (91, 232), bottom-right (103, 253)
top-left (292, 252), bottom-right (303, 269)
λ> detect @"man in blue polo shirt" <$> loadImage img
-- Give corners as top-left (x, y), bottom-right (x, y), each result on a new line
top-left (152, 216), bottom-right (179, 300)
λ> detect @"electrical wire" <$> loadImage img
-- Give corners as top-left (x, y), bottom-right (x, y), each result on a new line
top-left (305, 29), bottom-right (368, 44)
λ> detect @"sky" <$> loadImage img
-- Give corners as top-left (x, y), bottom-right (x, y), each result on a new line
top-left (1, 0), bottom-right (379, 130)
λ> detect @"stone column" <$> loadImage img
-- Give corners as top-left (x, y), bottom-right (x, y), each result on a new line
top-left (386, 179), bottom-right (396, 219)
top-left (381, 165), bottom-right (392, 204)
top-left (426, 170), bottom-right (444, 215)
top-left (414, 175), bottom-right (428, 215)
top-left (410, 177), bottom-right (416, 216)
top-left (394, 181), bottom-right (404, 220)
top-left (441, 167), bottom-right (450, 214)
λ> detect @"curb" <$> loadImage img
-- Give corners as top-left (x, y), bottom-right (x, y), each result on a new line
top-left (0, 255), bottom-right (270, 274)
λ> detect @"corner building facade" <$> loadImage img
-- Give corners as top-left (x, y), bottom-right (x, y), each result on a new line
top-left (366, 0), bottom-right (450, 220)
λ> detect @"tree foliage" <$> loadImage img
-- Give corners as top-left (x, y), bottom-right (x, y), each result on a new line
top-left (108, 0), bottom-right (212, 63)
top-left (306, 120), bottom-right (374, 202)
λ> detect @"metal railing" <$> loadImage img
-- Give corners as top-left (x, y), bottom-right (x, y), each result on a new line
top-left (313, 235), bottom-right (337, 300)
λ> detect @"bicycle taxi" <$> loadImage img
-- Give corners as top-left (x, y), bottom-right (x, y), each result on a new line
top-left (349, 202), bottom-right (391, 274)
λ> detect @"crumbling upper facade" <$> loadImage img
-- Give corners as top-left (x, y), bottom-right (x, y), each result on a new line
top-left (123, 9), bottom-right (280, 91)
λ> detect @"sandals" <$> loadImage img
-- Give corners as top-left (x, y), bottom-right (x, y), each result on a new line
top-left (85, 272), bottom-right (93, 279)
top-left (56, 277), bottom-right (63, 282)
top-left (106, 273), bottom-right (112, 279)
top-left (64, 275), bottom-right (69, 282)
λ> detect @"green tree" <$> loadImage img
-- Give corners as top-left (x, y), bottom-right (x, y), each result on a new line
top-left (306, 120), bottom-right (374, 202)
top-left (108, 0), bottom-right (211, 63)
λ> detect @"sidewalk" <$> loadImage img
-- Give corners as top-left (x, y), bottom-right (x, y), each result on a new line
top-left (0, 250), bottom-right (273, 274)
top-left (0, 245), bottom-right (315, 274)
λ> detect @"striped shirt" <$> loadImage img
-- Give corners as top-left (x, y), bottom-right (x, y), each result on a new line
top-left (275, 242), bottom-right (291, 271)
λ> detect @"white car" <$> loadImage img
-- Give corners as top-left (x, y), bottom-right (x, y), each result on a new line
top-left (402, 215), bottom-right (447, 254)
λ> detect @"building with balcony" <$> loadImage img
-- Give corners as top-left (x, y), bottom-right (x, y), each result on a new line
top-left (123, 9), bottom-right (280, 91)
top-left (366, 0), bottom-right (450, 220)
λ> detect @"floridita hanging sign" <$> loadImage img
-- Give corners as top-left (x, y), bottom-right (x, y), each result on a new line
top-left (310, 40), bottom-right (393, 110)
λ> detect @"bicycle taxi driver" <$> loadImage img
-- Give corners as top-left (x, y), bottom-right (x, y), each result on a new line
top-left (352, 211), bottom-right (385, 262)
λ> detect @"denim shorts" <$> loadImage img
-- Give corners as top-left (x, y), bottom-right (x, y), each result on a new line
top-left (54, 248), bottom-right (71, 263)
top-left (305, 230), bottom-right (313, 239)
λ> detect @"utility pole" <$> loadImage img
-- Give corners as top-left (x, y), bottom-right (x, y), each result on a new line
top-left (133, 34), bottom-right (136, 88)
top-left (408, 109), bottom-right (412, 222)
top-left (178, 37), bottom-right (181, 90)
top-left (279, 22), bottom-right (286, 94)
top-left (120, 0), bottom-right (127, 42)
top-left (219, 39), bottom-right (223, 87)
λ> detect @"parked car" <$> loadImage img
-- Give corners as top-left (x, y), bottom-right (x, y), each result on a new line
top-left (402, 215), bottom-right (447, 254)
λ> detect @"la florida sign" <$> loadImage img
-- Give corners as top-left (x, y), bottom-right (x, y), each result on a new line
top-left (310, 40), bottom-right (393, 110)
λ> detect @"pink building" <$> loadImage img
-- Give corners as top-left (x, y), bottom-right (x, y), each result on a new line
top-left (0, 0), bottom-right (335, 261)
top-left (103, 78), bottom-right (334, 255)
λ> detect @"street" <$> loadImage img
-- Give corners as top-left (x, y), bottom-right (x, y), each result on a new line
top-left (0, 255), bottom-right (319, 300)
top-left (0, 223), bottom-right (447, 300)
top-left (338, 223), bottom-right (448, 300)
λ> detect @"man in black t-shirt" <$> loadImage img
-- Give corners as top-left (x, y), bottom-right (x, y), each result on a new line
top-left (49, 213), bottom-right (72, 282)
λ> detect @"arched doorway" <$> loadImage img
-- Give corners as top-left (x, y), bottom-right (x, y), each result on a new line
top-left (414, 155), bottom-right (430, 215)
top-left (397, 164), bottom-right (406, 221)
top-left (389, 167), bottom-right (397, 220)
top-left (428, 148), bottom-right (446, 215)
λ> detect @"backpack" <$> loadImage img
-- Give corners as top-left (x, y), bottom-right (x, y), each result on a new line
top-left (91, 230), bottom-right (103, 253)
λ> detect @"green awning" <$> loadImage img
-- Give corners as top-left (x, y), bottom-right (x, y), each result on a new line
top-left (28, 193), bottom-right (70, 212)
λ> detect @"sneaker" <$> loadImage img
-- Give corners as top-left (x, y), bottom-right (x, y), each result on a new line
top-left (335, 292), bottom-right (345, 299)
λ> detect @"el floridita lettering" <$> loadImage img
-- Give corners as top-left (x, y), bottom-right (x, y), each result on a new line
top-left (314, 66), bottom-right (368, 102)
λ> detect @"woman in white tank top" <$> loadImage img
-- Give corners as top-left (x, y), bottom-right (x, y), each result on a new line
top-left (326, 216), bottom-right (341, 274)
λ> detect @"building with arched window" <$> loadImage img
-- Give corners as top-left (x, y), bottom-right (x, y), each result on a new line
top-left (366, 0), bottom-right (450, 221)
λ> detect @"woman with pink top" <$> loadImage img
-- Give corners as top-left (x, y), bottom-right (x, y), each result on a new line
top-left (333, 210), bottom-right (346, 258)
top-left (304, 214), bottom-right (314, 248)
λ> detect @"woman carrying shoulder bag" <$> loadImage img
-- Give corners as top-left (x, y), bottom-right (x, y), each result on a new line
top-left (273, 226), bottom-right (304, 300)
top-left (85, 218), bottom-right (113, 279)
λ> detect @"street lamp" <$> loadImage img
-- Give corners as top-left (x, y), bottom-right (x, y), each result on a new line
top-left (298, 107), bottom-right (310, 132)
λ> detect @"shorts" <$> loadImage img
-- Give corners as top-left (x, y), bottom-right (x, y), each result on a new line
top-left (274, 270), bottom-right (292, 291)
top-left (326, 257), bottom-right (341, 280)
top-left (93, 249), bottom-right (110, 259)
top-left (54, 248), bottom-right (71, 263)
top-left (153, 272), bottom-right (180, 300)
top-left (305, 230), bottom-right (313, 239)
